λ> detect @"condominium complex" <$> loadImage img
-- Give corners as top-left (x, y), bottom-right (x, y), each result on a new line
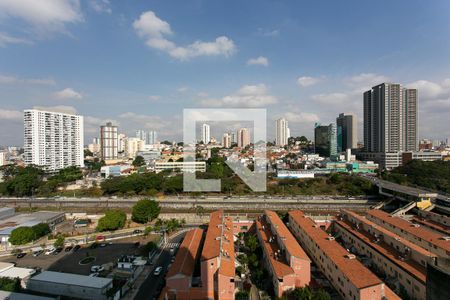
top-left (23, 109), bottom-right (84, 171)
top-left (222, 132), bottom-right (232, 148)
top-left (275, 118), bottom-right (290, 147)
top-left (201, 123), bottom-right (211, 144)
top-left (161, 211), bottom-right (235, 300)
top-left (314, 123), bottom-right (337, 158)
top-left (335, 210), bottom-right (437, 299)
top-left (363, 83), bottom-right (418, 153)
top-left (256, 210), bottom-right (310, 298)
top-left (100, 122), bottom-right (118, 161)
top-left (237, 128), bottom-right (250, 148)
top-left (288, 210), bottom-right (397, 300)
top-left (336, 113), bottom-right (357, 152)
top-left (136, 129), bottom-right (157, 145)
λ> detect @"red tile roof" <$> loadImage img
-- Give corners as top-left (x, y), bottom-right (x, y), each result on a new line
top-left (289, 210), bottom-right (382, 289)
top-left (201, 210), bottom-right (235, 277)
top-left (166, 228), bottom-right (203, 278)
top-left (367, 210), bottom-right (450, 252)
top-left (264, 210), bottom-right (310, 262)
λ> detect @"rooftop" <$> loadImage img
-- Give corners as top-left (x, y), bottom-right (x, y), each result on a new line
top-left (29, 271), bottom-right (112, 289)
top-left (201, 210), bottom-right (235, 277)
top-left (0, 291), bottom-right (55, 300)
top-left (367, 210), bottom-right (450, 252)
top-left (167, 228), bottom-right (203, 278)
top-left (264, 210), bottom-right (310, 261)
top-left (289, 210), bottom-right (382, 289)
top-left (336, 220), bottom-right (427, 283)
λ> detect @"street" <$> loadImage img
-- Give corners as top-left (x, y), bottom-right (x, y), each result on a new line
top-left (134, 231), bottom-right (187, 300)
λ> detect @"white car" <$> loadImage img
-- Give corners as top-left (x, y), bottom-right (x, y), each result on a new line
top-left (90, 265), bottom-right (105, 273)
top-left (89, 273), bottom-right (99, 277)
top-left (45, 247), bottom-right (56, 255)
top-left (153, 266), bottom-right (163, 276)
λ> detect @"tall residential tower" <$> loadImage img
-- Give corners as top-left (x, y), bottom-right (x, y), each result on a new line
top-left (275, 118), bottom-right (290, 147)
top-left (24, 109), bottom-right (84, 171)
top-left (100, 122), bottom-right (118, 161)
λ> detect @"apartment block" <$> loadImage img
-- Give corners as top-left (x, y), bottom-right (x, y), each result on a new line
top-left (201, 211), bottom-right (235, 300)
top-left (288, 210), bottom-right (398, 300)
top-left (335, 210), bottom-right (438, 299)
top-left (256, 210), bottom-right (310, 298)
top-left (23, 109), bottom-right (84, 171)
top-left (164, 228), bottom-right (204, 300)
top-left (366, 210), bottom-right (450, 259)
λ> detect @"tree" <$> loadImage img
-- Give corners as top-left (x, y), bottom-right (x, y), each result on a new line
top-left (0, 277), bottom-right (21, 292)
top-left (31, 223), bottom-right (50, 237)
top-left (131, 199), bottom-right (161, 224)
top-left (8, 227), bottom-right (35, 245)
top-left (97, 210), bottom-right (127, 232)
top-left (84, 149), bottom-right (94, 157)
top-left (54, 235), bottom-right (65, 247)
top-left (245, 235), bottom-right (259, 252)
top-left (132, 155), bottom-right (146, 167)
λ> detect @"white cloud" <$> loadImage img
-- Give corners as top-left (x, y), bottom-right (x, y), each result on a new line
top-left (33, 105), bottom-right (78, 115)
top-left (312, 92), bottom-right (350, 105)
top-left (0, 0), bottom-right (83, 35)
top-left (407, 80), bottom-right (445, 98)
top-left (177, 86), bottom-right (189, 93)
top-left (133, 10), bottom-right (236, 60)
top-left (200, 84), bottom-right (277, 108)
top-left (347, 73), bottom-right (390, 86)
top-left (297, 76), bottom-right (321, 87)
top-left (0, 32), bottom-right (32, 47)
top-left (283, 111), bottom-right (320, 123)
top-left (53, 88), bottom-right (83, 100)
top-left (0, 74), bottom-right (56, 85)
top-left (89, 0), bottom-right (111, 14)
top-left (257, 28), bottom-right (279, 37)
top-left (0, 108), bottom-right (22, 121)
top-left (247, 56), bottom-right (269, 66)
top-left (148, 95), bottom-right (161, 102)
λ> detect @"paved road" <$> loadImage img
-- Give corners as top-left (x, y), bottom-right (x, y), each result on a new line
top-left (134, 231), bottom-right (187, 300)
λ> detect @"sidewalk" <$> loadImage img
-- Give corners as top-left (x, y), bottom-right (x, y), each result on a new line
top-left (122, 265), bottom-right (154, 300)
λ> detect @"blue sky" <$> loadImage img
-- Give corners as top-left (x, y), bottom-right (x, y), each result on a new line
top-left (1, 0), bottom-right (450, 145)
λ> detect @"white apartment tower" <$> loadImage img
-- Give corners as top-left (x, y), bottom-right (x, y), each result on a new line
top-left (201, 123), bottom-right (211, 144)
top-left (222, 133), bottom-right (232, 148)
top-left (275, 118), bottom-right (289, 146)
top-left (23, 109), bottom-right (84, 171)
top-left (100, 122), bottom-right (118, 160)
top-left (364, 83), bottom-right (418, 153)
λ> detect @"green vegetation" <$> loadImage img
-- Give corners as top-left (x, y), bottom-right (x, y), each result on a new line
top-left (54, 235), bottom-right (65, 247)
top-left (289, 286), bottom-right (331, 300)
top-left (153, 218), bottom-right (185, 233)
top-left (0, 277), bottom-right (21, 292)
top-left (382, 160), bottom-right (450, 194)
top-left (141, 241), bottom-right (158, 256)
top-left (0, 165), bottom-right (83, 197)
top-left (8, 223), bottom-right (50, 245)
top-left (131, 199), bottom-right (161, 224)
top-left (132, 155), bottom-right (146, 167)
top-left (96, 210), bottom-right (127, 232)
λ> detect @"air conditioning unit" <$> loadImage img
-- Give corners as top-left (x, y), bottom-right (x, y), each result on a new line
top-left (345, 254), bottom-right (356, 259)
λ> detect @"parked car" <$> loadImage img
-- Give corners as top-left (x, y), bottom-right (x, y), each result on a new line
top-left (96, 235), bottom-right (105, 241)
top-left (73, 245), bottom-right (81, 252)
top-left (53, 247), bottom-right (63, 255)
top-left (99, 243), bottom-right (107, 247)
top-left (153, 266), bottom-right (163, 276)
top-left (133, 229), bottom-right (143, 234)
top-left (32, 250), bottom-right (43, 257)
top-left (64, 246), bottom-right (73, 252)
top-left (90, 265), bottom-right (105, 273)
top-left (16, 253), bottom-right (26, 259)
top-left (45, 247), bottom-right (56, 255)
top-left (90, 242), bottom-right (98, 249)
top-left (89, 273), bottom-right (99, 277)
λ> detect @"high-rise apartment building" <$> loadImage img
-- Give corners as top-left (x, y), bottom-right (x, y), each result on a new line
top-left (100, 122), bottom-right (118, 161)
top-left (136, 130), bottom-right (157, 145)
top-left (336, 113), bottom-right (357, 152)
top-left (201, 123), bottom-right (210, 144)
top-left (314, 123), bottom-right (337, 158)
top-left (23, 109), bottom-right (84, 171)
top-left (363, 83), bottom-right (418, 153)
top-left (275, 118), bottom-right (290, 146)
top-left (124, 137), bottom-right (144, 158)
top-left (0, 151), bottom-right (7, 166)
top-left (222, 132), bottom-right (232, 148)
top-left (237, 128), bottom-right (251, 148)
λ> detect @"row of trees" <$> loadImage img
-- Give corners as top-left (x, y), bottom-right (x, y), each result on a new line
top-left (8, 223), bottom-right (51, 245)
top-left (96, 199), bottom-right (161, 232)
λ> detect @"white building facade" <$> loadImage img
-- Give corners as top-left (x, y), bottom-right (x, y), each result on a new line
top-left (24, 109), bottom-right (84, 171)
top-left (276, 118), bottom-right (289, 147)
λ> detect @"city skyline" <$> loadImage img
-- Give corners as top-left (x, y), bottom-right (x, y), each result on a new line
top-left (1, 1), bottom-right (450, 146)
